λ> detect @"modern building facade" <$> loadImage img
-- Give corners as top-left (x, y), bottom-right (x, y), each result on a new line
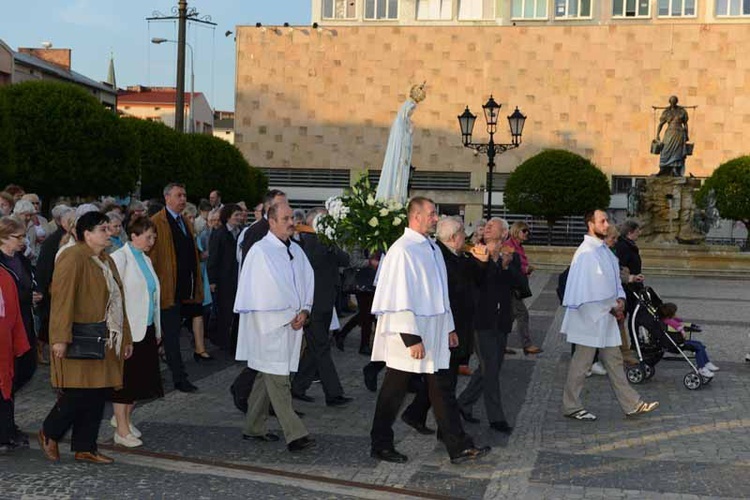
top-left (234, 0), bottom-right (749, 240)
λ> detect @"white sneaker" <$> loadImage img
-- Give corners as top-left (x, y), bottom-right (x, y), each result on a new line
top-left (698, 367), bottom-right (715, 378)
top-left (704, 362), bottom-right (720, 371)
top-left (113, 432), bottom-right (143, 448)
top-left (590, 362), bottom-right (607, 376)
top-left (746, 353), bottom-right (750, 363)
top-left (110, 416), bottom-right (142, 438)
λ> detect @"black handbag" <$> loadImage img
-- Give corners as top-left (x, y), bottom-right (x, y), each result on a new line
top-left (67, 322), bottom-right (108, 360)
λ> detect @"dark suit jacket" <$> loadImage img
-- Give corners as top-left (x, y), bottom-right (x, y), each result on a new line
top-left (240, 218), bottom-right (270, 263)
top-left (34, 226), bottom-right (65, 342)
top-left (207, 225), bottom-right (239, 296)
top-left (300, 232), bottom-right (349, 317)
top-left (473, 254), bottom-right (518, 334)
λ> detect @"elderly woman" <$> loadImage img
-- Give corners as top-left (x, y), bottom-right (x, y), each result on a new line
top-left (0, 226), bottom-right (31, 452)
top-left (38, 211), bottom-right (133, 465)
top-left (0, 217), bottom-right (40, 396)
top-left (506, 221), bottom-right (542, 355)
top-left (0, 192), bottom-right (14, 217)
top-left (106, 211), bottom-right (127, 253)
top-left (11, 200), bottom-right (40, 265)
top-left (183, 203), bottom-right (212, 361)
top-left (110, 216), bottom-right (163, 447)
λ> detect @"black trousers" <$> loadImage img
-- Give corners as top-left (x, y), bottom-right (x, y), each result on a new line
top-left (458, 329), bottom-right (508, 424)
top-left (292, 310), bottom-right (344, 401)
top-left (12, 349), bottom-right (36, 394)
top-left (160, 304), bottom-right (188, 385)
top-left (213, 290), bottom-right (238, 350)
top-left (401, 353), bottom-right (462, 425)
top-left (371, 367), bottom-right (472, 458)
top-left (43, 388), bottom-right (108, 452)
top-left (0, 397), bottom-right (14, 444)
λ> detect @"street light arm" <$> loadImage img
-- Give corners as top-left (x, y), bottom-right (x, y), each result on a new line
top-left (461, 142), bottom-right (519, 155)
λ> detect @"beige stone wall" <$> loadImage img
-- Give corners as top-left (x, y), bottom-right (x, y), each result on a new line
top-left (235, 23), bottom-right (750, 180)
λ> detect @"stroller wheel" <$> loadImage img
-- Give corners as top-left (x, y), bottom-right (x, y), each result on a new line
top-left (684, 372), bottom-right (702, 390)
top-left (644, 364), bottom-right (655, 380)
top-left (627, 365), bottom-right (645, 384)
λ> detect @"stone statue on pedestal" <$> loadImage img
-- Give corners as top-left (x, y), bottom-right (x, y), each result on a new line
top-left (654, 96), bottom-right (691, 177)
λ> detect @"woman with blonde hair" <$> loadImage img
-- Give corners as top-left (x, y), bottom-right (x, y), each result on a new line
top-left (506, 221), bottom-right (542, 355)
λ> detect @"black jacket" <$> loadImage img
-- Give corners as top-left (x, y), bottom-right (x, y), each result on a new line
top-left (0, 251), bottom-right (36, 344)
top-left (34, 226), bottom-right (65, 342)
top-left (207, 225), bottom-right (240, 294)
top-left (240, 218), bottom-right (270, 263)
top-left (614, 236), bottom-right (642, 275)
top-left (436, 240), bottom-right (479, 356)
top-left (472, 254), bottom-right (518, 333)
top-left (300, 233), bottom-right (349, 317)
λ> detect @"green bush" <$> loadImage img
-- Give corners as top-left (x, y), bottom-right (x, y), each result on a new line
top-left (697, 156), bottom-right (750, 244)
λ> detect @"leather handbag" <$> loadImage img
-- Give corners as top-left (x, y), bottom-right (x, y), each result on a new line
top-left (67, 322), bottom-right (108, 360)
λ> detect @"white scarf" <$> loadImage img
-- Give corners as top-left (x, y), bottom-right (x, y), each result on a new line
top-left (90, 256), bottom-right (124, 357)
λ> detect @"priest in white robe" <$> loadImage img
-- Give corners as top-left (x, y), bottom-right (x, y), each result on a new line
top-left (561, 209), bottom-right (659, 421)
top-left (369, 197), bottom-right (490, 465)
top-left (234, 202), bottom-right (316, 452)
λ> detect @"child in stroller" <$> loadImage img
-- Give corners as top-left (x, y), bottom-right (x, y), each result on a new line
top-left (657, 302), bottom-right (719, 379)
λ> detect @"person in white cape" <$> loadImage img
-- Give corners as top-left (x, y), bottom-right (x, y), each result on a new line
top-left (561, 209), bottom-right (659, 422)
top-left (233, 202), bottom-right (316, 453)
top-left (369, 197), bottom-right (490, 465)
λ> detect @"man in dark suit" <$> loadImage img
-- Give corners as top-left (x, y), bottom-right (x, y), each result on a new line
top-left (207, 203), bottom-right (244, 351)
top-left (291, 208), bottom-right (352, 407)
top-left (238, 190), bottom-right (287, 264)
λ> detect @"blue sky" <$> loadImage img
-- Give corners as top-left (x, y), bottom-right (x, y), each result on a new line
top-left (1, 1), bottom-right (311, 110)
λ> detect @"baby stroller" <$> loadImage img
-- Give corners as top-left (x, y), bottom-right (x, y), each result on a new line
top-left (626, 286), bottom-right (711, 390)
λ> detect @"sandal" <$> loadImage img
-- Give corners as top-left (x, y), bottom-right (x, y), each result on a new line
top-left (626, 401), bottom-right (659, 417)
top-left (565, 409), bottom-right (597, 421)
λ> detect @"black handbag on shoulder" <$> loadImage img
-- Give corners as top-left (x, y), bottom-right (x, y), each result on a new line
top-left (67, 322), bottom-right (108, 360)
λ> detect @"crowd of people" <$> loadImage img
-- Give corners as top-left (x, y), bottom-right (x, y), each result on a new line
top-left (0, 182), bottom-right (742, 466)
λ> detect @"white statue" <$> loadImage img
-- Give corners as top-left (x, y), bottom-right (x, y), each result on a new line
top-left (375, 83), bottom-right (427, 203)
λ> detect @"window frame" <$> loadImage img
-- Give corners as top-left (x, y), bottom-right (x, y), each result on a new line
top-left (511, 0), bottom-right (550, 20)
top-left (612, 0), bottom-right (651, 17)
top-left (364, 0), bottom-right (400, 20)
top-left (715, 0), bottom-right (750, 16)
top-left (457, 0), bottom-right (487, 20)
top-left (416, 0), bottom-right (453, 20)
top-left (554, 0), bottom-right (594, 19)
top-left (322, 0), bottom-right (358, 20)
top-left (657, 0), bottom-right (698, 17)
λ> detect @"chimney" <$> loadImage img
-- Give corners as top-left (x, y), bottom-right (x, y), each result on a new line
top-left (18, 47), bottom-right (72, 71)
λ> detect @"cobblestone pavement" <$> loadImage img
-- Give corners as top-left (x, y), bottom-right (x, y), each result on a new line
top-left (2, 273), bottom-right (749, 499)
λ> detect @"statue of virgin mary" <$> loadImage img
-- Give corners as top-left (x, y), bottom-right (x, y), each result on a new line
top-left (375, 83), bottom-right (426, 203)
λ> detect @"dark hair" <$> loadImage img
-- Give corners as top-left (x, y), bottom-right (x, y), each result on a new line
top-left (583, 210), bottom-right (597, 226)
top-left (128, 215), bottom-right (156, 237)
top-left (198, 199), bottom-right (212, 212)
top-left (147, 201), bottom-right (164, 217)
top-left (263, 189), bottom-right (286, 210)
top-left (220, 203), bottom-right (243, 225)
top-left (657, 302), bottom-right (678, 319)
top-left (407, 196), bottom-right (434, 217)
top-left (211, 189), bottom-right (221, 198)
top-left (76, 211), bottom-right (110, 241)
top-left (3, 184), bottom-right (24, 197)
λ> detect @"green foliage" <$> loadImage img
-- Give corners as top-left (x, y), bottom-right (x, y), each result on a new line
top-left (505, 149), bottom-right (611, 230)
top-left (697, 156), bottom-right (750, 229)
top-left (0, 81), bottom-right (138, 198)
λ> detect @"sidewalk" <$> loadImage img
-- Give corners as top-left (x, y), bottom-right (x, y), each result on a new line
top-left (2, 273), bottom-right (749, 499)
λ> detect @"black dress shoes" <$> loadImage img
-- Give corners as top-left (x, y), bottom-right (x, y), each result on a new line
top-left (326, 396), bottom-right (353, 407)
top-left (175, 380), bottom-right (198, 393)
top-left (459, 408), bottom-right (480, 424)
top-left (371, 448), bottom-right (408, 463)
top-left (450, 446), bottom-right (491, 465)
top-left (243, 433), bottom-right (280, 442)
top-left (401, 414), bottom-right (435, 435)
top-left (489, 421), bottom-right (513, 434)
top-left (287, 435), bottom-right (316, 452)
top-left (333, 332), bottom-right (345, 352)
top-left (363, 366), bottom-right (378, 392)
top-left (291, 392), bottom-right (315, 403)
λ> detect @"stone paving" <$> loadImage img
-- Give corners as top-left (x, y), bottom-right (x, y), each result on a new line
top-left (1, 272), bottom-right (749, 499)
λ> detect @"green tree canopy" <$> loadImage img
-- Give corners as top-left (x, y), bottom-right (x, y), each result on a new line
top-left (504, 149), bottom-right (611, 243)
top-left (697, 156), bottom-right (750, 236)
top-left (0, 81), bottom-right (138, 200)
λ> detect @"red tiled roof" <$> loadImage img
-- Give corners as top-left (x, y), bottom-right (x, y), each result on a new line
top-left (117, 91), bottom-right (204, 105)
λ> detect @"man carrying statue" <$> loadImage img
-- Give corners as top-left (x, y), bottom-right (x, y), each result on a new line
top-left (655, 95), bottom-right (690, 177)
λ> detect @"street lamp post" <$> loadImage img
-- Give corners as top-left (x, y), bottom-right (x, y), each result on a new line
top-left (152, 37), bottom-right (195, 133)
top-left (458, 96), bottom-right (527, 220)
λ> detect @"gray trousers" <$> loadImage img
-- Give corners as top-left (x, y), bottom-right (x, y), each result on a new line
top-left (511, 296), bottom-right (532, 348)
top-left (245, 372), bottom-right (308, 444)
top-left (457, 329), bottom-right (508, 424)
top-left (562, 345), bottom-right (642, 416)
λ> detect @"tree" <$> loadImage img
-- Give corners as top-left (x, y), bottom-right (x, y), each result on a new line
top-left (504, 149), bottom-right (611, 244)
top-left (0, 81), bottom-right (138, 200)
top-left (697, 156), bottom-right (750, 247)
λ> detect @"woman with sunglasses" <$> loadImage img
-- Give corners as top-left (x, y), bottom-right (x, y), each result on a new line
top-left (506, 222), bottom-right (542, 355)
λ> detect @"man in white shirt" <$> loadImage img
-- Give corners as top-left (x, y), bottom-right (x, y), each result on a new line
top-left (561, 209), bottom-right (659, 421)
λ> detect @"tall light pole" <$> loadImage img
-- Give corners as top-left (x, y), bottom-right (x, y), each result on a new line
top-left (458, 96), bottom-right (527, 220)
top-left (152, 37), bottom-right (195, 133)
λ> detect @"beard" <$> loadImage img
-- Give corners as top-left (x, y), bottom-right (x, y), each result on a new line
top-left (593, 230), bottom-right (607, 240)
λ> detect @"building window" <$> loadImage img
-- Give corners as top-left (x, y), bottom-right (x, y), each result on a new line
top-left (323, 0), bottom-right (357, 19)
top-left (365, 0), bottom-right (398, 19)
top-left (555, 0), bottom-right (592, 17)
top-left (658, 0), bottom-right (696, 16)
top-left (458, 0), bottom-right (485, 19)
top-left (512, 0), bottom-right (548, 18)
top-left (613, 0), bottom-right (650, 16)
top-left (417, 0), bottom-right (452, 19)
top-left (716, 0), bottom-right (750, 15)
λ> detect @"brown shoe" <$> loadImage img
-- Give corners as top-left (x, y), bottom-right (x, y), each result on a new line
top-left (74, 451), bottom-right (114, 464)
top-left (37, 429), bottom-right (60, 462)
top-left (523, 345), bottom-right (543, 355)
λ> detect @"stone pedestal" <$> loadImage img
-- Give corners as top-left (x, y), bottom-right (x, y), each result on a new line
top-left (638, 176), bottom-right (706, 245)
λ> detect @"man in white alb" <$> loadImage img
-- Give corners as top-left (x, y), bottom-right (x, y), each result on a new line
top-left (369, 197), bottom-right (490, 465)
top-left (561, 209), bottom-right (659, 421)
top-left (234, 202), bottom-right (316, 452)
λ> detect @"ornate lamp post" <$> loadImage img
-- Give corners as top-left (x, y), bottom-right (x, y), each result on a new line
top-left (458, 96), bottom-right (527, 219)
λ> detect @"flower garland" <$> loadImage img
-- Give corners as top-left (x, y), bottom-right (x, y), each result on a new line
top-left (314, 173), bottom-right (407, 253)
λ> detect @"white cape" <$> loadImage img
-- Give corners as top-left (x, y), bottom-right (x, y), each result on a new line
top-left (370, 228), bottom-right (454, 373)
top-left (234, 233), bottom-right (314, 375)
top-left (561, 235), bottom-right (625, 348)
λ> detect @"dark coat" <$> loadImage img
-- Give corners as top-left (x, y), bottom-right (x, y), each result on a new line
top-left (207, 225), bottom-right (239, 293)
top-left (240, 218), bottom-right (270, 263)
top-left (472, 254), bottom-right (518, 334)
top-left (436, 240), bottom-right (478, 360)
top-left (0, 251), bottom-right (36, 345)
top-left (34, 226), bottom-right (66, 342)
top-left (614, 236), bottom-right (642, 275)
top-left (300, 232), bottom-right (349, 317)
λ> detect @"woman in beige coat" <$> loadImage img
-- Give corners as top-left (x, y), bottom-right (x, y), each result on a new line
top-left (38, 211), bottom-right (132, 465)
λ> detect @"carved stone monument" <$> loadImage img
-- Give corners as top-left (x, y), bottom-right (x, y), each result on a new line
top-left (637, 176), bottom-right (706, 244)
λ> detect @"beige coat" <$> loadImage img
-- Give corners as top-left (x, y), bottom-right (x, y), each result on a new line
top-left (49, 243), bottom-right (132, 389)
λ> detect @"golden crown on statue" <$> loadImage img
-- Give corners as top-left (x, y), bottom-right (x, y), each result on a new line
top-left (409, 82), bottom-right (427, 103)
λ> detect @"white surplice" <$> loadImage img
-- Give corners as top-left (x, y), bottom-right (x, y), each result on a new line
top-left (233, 233), bottom-right (314, 375)
top-left (370, 228), bottom-right (454, 373)
top-left (561, 235), bottom-right (625, 348)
